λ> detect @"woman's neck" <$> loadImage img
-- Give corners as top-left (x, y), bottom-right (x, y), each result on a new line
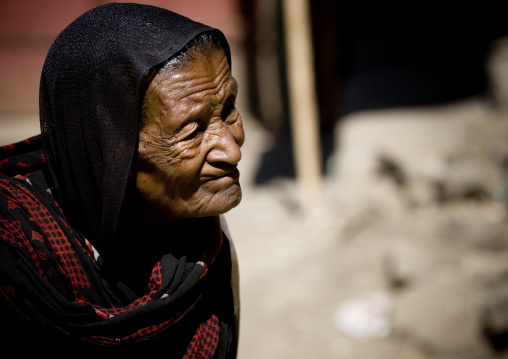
top-left (112, 215), bottom-right (222, 297)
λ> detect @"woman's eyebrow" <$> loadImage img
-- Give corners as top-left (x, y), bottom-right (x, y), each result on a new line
top-left (159, 102), bottom-right (210, 135)
top-left (221, 79), bottom-right (238, 105)
top-left (181, 102), bottom-right (212, 126)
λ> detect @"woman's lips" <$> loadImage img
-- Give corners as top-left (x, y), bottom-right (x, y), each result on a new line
top-left (201, 168), bottom-right (240, 183)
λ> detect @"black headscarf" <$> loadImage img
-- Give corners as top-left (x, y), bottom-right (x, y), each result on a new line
top-left (0, 3), bottom-right (238, 357)
top-left (40, 2), bottom-right (231, 254)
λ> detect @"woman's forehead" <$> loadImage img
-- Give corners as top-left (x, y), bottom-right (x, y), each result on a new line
top-left (151, 48), bottom-right (235, 102)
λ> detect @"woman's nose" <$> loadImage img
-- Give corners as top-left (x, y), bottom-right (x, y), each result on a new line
top-left (206, 120), bottom-right (244, 165)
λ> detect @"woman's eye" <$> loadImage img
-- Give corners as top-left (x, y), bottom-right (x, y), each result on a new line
top-left (181, 122), bottom-right (201, 140)
top-left (221, 100), bottom-right (236, 123)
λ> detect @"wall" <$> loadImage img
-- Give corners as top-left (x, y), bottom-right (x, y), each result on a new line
top-left (0, 0), bottom-right (241, 114)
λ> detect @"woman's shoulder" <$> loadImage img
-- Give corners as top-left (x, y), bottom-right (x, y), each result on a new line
top-left (0, 135), bottom-right (45, 178)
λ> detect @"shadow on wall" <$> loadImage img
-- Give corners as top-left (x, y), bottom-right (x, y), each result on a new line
top-left (0, 0), bottom-right (241, 113)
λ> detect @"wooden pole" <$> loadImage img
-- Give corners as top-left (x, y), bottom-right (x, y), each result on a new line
top-left (281, 0), bottom-right (322, 210)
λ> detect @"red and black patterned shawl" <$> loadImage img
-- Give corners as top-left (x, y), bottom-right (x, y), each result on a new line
top-left (0, 4), bottom-right (238, 357)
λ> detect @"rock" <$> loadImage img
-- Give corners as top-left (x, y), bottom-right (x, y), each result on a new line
top-left (334, 291), bottom-right (393, 340)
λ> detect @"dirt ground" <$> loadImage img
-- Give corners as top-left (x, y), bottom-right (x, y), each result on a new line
top-left (226, 96), bottom-right (508, 359)
top-left (218, 36), bottom-right (508, 359)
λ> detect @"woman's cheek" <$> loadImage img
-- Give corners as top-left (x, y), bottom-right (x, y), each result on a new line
top-left (166, 142), bottom-right (204, 179)
top-left (170, 142), bottom-right (207, 178)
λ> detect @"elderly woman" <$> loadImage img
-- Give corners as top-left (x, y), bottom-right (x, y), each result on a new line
top-left (0, 3), bottom-right (243, 357)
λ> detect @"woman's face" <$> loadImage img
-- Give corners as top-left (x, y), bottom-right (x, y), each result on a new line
top-left (131, 45), bottom-right (244, 225)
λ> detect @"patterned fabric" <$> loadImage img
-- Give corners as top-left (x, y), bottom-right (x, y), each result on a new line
top-left (0, 136), bottom-right (238, 357)
top-left (184, 315), bottom-right (221, 358)
top-left (0, 135), bottom-right (44, 177)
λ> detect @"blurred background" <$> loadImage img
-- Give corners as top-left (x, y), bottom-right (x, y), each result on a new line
top-left (2, 0), bottom-right (508, 358)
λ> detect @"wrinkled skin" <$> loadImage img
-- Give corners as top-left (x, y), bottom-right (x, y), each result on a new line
top-left (128, 45), bottom-right (244, 228)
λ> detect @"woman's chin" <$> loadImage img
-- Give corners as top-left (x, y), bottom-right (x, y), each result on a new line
top-left (200, 184), bottom-right (242, 217)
